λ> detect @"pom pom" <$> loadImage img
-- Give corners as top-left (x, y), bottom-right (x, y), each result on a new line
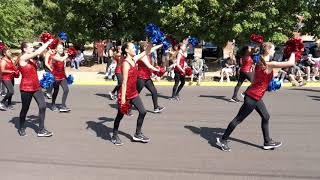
top-left (67, 47), bottom-right (77, 59)
top-left (252, 54), bottom-right (260, 63)
top-left (145, 23), bottom-right (171, 49)
top-left (66, 74), bottom-right (74, 85)
top-left (40, 33), bottom-right (54, 43)
top-left (120, 101), bottom-right (131, 115)
top-left (40, 72), bottom-right (55, 89)
top-left (48, 38), bottom-right (60, 49)
top-left (154, 66), bottom-right (166, 77)
top-left (283, 38), bottom-right (304, 61)
top-left (268, 78), bottom-right (282, 92)
top-left (0, 42), bottom-right (6, 51)
top-left (250, 34), bottom-right (264, 44)
top-left (58, 32), bottom-right (68, 40)
top-left (185, 66), bottom-right (193, 76)
top-left (188, 36), bottom-right (199, 47)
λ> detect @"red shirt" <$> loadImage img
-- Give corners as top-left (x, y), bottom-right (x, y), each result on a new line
top-left (118, 60), bottom-right (139, 100)
top-left (52, 60), bottom-right (66, 80)
top-left (19, 60), bottom-right (41, 92)
top-left (137, 56), bottom-right (152, 80)
top-left (1, 58), bottom-right (16, 80)
top-left (245, 65), bottom-right (273, 101)
top-left (240, 56), bottom-right (253, 73)
top-left (114, 55), bottom-right (122, 74)
top-left (174, 53), bottom-right (186, 76)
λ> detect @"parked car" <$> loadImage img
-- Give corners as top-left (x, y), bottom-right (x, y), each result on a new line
top-left (202, 42), bottom-right (219, 59)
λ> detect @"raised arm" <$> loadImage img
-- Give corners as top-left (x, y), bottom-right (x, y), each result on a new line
top-left (267, 53), bottom-right (295, 69)
top-left (133, 44), bottom-right (163, 62)
top-left (20, 39), bottom-right (53, 62)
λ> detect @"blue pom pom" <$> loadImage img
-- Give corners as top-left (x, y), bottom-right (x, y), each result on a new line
top-left (58, 32), bottom-right (68, 40)
top-left (67, 74), bottom-right (74, 85)
top-left (268, 78), bottom-right (282, 92)
top-left (188, 37), bottom-right (199, 47)
top-left (40, 72), bottom-right (55, 89)
top-left (252, 54), bottom-right (260, 63)
top-left (145, 23), bottom-right (171, 49)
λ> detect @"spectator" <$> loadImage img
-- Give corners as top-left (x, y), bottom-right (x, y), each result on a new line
top-left (310, 39), bottom-right (320, 81)
top-left (95, 40), bottom-right (105, 64)
top-left (72, 50), bottom-right (85, 70)
top-left (220, 41), bottom-right (236, 82)
top-left (189, 54), bottom-right (204, 86)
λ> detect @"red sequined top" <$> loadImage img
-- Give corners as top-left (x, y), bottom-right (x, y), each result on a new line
top-left (118, 60), bottom-right (139, 100)
top-left (240, 56), bottom-right (253, 73)
top-left (1, 58), bottom-right (16, 80)
top-left (52, 60), bottom-right (66, 80)
top-left (174, 53), bottom-right (186, 76)
top-left (137, 56), bottom-right (153, 80)
top-left (114, 55), bottom-right (122, 74)
top-left (19, 60), bottom-right (41, 92)
top-left (245, 65), bottom-right (273, 101)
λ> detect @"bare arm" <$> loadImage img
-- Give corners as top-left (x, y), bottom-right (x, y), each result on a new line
top-left (266, 53), bottom-right (295, 69)
top-left (140, 56), bottom-right (159, 72)
top-left (20, 39), bottom-right (53, 62)
top-left (44, 53), bottom-right (53, 71)
top-left (121, 61), bottom-right (130, 104)
top-left (133, 44), bottom-right (163, 62)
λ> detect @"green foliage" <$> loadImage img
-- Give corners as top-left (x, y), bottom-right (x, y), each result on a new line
top-left (0, 0), bottom-right (318, 47)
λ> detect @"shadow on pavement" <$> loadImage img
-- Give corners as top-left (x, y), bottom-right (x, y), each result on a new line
top-left (95, 93), bottom-right (109, 98)
top-left (289, 88), bottom-right (320, 93)
top-left (184, 125), bottom-right (262, 150)
top-left (199, 95), bottom-right (230, 102)
top-left (86, 117), bottom-right (132, 141)
top-left (9, 115), bottom-right (40, 133)
top-left (145, 93), bottom-right (171, 99)
top-left (307, 95), bottom-right (320, 101)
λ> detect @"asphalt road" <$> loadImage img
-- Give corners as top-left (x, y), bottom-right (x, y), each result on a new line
top-left (0, 85), bottom-right (319, 180)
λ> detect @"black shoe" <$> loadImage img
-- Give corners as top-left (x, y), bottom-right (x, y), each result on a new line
top-left (51, 104), bottom-right (59, 112)
top-left (229, 98), bottom-right (240, 103)
top-left (18, 128), bottom-right (27, 137)
top-left (59, 106), bottom-right (71, 112)
top-left (133, 132), bottom-right (150, 143)
top-left (263, 139), bottom-right (282, 150)
top-left (111, 134), bottom-right (123, 146)
top-left (6, 105), bottom-right (14, 110)
top-left (154, 106), bottom-right (165, 113)
top-left (216, 137), bottom-right (231, 152)
top-left (37, 128), bottom-right (53, 137)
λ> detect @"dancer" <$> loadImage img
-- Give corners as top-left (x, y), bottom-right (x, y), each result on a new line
top-left (111, 42), bottom-right (162, 146)
top-left (137, 42), bottom-right (165, 113)
top-left (230, 46), bottom-right (254, 102)
top-left (17, 40), bottom-right (54, 137)
top-left (0, 48), bottom-right (17, 110)
top-left (109, 46), bottom-right (122, 100)
top-left (51, 43), bottom-right (70, 112)
top-left (170, 40), bottom-right (188, 100)
top-left (216, 42), bottom-right (295, 151)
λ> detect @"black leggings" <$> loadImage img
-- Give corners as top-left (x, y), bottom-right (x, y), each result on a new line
top-left (113, 96), bottom-right (147, 134)
top-left (137, 78), bottom-right (159, 109)
top-left (232, 72), bottom-right (254, 99)
top-left (222, 95), bottom-right (271, 143)
top-left (1, 79), bottom-right (14, 105)
top-left (20, 90), bottom-right (46, 130)
top-left (111, 73), bottom-right (123, 94)
top-left (172, 72), bottom-right (185, 97)
top-left (52, 79), bottom-right (69, 106)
